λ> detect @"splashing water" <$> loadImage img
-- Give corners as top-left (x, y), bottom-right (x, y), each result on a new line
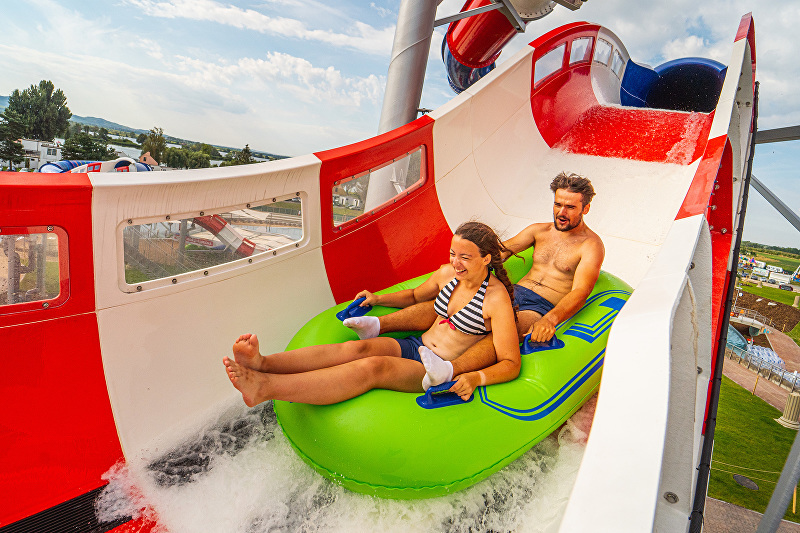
top-left (97, 396), bottom-right (597, 533)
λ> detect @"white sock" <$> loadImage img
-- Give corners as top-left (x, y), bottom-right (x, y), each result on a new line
top-left (343, 316), bottom-right (380, 340)
top-left (419, 346), bottom-right (453, 391)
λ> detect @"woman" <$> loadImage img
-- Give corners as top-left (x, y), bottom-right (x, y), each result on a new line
top-left (223, 222), bottom-right (520, 406)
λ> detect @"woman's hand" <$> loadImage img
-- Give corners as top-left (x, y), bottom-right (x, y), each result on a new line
top-left (449, 372), bottom-right (481, 401)
top-left (354, 289), bottom-right (379, 306)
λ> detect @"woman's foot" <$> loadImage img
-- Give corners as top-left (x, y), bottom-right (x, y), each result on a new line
top-left (223, 356), bottom-right (270, 407)
top-left (419, 346), bottom-right (453, 390)
top-left (233, 333), bottom-right (263, 371)
top-left (343, 316), bottom-right (380, 340)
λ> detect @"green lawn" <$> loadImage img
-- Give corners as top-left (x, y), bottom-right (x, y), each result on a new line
top-left (738, 282), bottom-right (798, 306)
top-left (744, 251), bottom-right (800, 273)
top-left (708, 376), bottom-right (800, 521)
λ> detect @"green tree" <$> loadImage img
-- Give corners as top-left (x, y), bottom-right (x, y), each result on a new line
top-left (98, 127), bottom-right (110, 142)
top-left (136, 133), bottom-right (147, 145)
top-left (6, 80), bottom-right (72, 141)
top-left (235, 144), bottom-right (254, 165)
top-left (0, 109), bottom-right (26, 170)
top-left (141, 127), bottom-right (166, 164)
top-left (189, 142), bottom-right (221, 158)
top-left (61, 132), bottom-right (115, 160)
top-left (164, 147), bottom-right (189, 169)
top-left (188, 151), bottom-right (211, 169)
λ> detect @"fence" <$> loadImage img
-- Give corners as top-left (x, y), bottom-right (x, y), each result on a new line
top-left (725, 345), bottom-right (800, 392)
top-left (731, 305), bottom-right (776, 329)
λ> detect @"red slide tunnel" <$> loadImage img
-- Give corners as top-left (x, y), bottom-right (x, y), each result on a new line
top-left (444, 0), bottom-right (556, 93)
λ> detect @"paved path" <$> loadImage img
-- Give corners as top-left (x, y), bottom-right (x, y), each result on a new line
top-left (768, 329), bottom-right (800, 373)
top-left (723, 358), bottom-right (791, 411)
top-left (704, 498), bottom-right (800, 532)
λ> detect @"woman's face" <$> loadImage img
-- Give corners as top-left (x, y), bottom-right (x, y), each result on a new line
top-left (450, 235), bottom-right (489, 279)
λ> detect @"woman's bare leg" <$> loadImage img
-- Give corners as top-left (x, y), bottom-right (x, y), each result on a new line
top-left (224, 355), bottom-right (425, 406)
top-left (232, 333), bottom-right (402, 373)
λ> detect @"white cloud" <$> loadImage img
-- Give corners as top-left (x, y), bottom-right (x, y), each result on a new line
top-left (122, 0), bottom-right (395, 55)
top-left (370, 3), bottom-right (394, 18)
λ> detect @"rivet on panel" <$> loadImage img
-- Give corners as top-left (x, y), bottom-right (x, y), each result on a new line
top-left (199, 211), bottom-right (204, 216)
top-left (166, 215), bottom-right (171, 220)
top-left (247, 203), bottom-right (251, 208)
top-left (172, 278), bottom-right (177, 284)
top-left (136, 285), bottom-right (142, 291)
top-left (203, 271), bottom-right (209, 276)
top-left (127, 219), bottom-right (133, 224)
top-left (272, 198), bottom-right (276, 202)
top-left (248, 258), bottom-right (253, 263)
top-left (47, 226), bottom-right (54, 232)
top-left (664, 492), bottom-right (679, 504)
top-left (42, 302), bottom-right (49, 309)
top-left (722, 228), bottom-right (727, 234)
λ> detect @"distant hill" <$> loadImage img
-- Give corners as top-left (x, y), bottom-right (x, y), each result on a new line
top-left (0, 94), bottom-right (287, 159)
top-left (70, 115), bottom-right (150, 136)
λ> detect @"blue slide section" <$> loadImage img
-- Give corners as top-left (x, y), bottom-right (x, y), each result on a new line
top-left (442, 38), bottom-right (495, 94)
top-left (621, 57), bottom-right (727, 113)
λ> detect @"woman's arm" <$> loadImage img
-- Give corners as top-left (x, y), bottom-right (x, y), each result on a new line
top-left (449, 288), bottom-right (521, 400)
top-left (353, 264), bottom-right (451, 308)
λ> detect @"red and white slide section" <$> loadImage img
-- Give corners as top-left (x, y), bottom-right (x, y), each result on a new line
top-left (0, 14), bottom-right (754, 532)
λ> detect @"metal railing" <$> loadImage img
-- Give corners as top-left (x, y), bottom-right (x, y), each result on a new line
top-left (725, 345), bottom-right (800, 391)
top-left (730, 305), bottom-right (777, 329)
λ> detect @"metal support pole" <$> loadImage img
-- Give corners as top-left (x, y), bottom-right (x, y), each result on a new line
top-left (751, 175), bottom-right (800, 235)
top-left (377, 0), bottom-right (438, 135)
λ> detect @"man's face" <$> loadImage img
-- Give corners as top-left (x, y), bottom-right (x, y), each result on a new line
top-left (553, 189), bottom-right (590, 232)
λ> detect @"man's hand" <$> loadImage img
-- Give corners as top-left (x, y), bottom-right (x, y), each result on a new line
top-left (353, 289), bottom-right (379, 306)
top-left (449, 372), bottom-right (481, 401)
top-left (528, 315), bottom-right (558, 342)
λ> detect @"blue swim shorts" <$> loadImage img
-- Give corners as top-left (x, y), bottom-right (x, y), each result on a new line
top-left (394, 335), bottom-right (425, 363)
top-left (513, 284), bottom-right (556, 316)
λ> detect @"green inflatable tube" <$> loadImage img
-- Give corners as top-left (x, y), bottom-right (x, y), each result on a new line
top-left (274, 251), bottom-right (632, 499)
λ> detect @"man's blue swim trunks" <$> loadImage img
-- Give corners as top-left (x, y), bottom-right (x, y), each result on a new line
top-left (394, 335), bottom-right (425, 362)
top-left (513, 284), bottom-right (556, 316)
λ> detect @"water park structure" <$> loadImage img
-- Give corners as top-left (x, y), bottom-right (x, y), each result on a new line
top-left (0, 1), bottom-right (770, 531)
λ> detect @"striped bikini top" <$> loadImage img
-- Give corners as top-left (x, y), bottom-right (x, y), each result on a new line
top-left (434, 273), bottom-right (491, 336)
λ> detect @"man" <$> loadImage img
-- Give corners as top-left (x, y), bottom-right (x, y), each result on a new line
top-left (345, 172), bottom-right (604, 389)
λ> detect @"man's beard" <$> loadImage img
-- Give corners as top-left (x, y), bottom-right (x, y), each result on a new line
top-left (554, 214), bottom-right (581, 232)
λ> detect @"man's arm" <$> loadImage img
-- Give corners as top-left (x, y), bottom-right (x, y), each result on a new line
top-left (528, 238), bottom-right (605, 342)
top-left (500, 224), bottom-right (544, 260)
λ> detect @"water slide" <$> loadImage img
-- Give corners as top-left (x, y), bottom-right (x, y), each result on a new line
top-left (0, 9), bottom-right (756, 533)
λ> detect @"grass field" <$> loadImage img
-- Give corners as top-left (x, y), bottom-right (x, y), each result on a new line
top-left (738, 281), bottom-right (798, 306)
top-left (743, 250), bottom-right (800, 274)
top-left (708, 376), bottom-right (800, 522)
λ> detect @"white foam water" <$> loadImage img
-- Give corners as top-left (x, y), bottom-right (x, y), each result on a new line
top-left (96, 396), bottom-right (597, 533)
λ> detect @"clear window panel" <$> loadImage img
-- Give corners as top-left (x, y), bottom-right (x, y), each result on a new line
top-left (611, 49), bottom-right (625, 78)
top-left (569, 37), bottom-right (593, 64)
top-left (333, 147), bottom-right (425, 227)
top-left (534, 43), bottom-right (566, 86)
top-left (123, 198), bottom-right (303, 284)
top-left (1, 233), bottom-right (60, 306)
top-left (593, 39), bottom-right (612, 66)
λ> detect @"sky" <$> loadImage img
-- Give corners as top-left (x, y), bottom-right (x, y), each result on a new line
top-left (0, 0), bottom-right (798, 247)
